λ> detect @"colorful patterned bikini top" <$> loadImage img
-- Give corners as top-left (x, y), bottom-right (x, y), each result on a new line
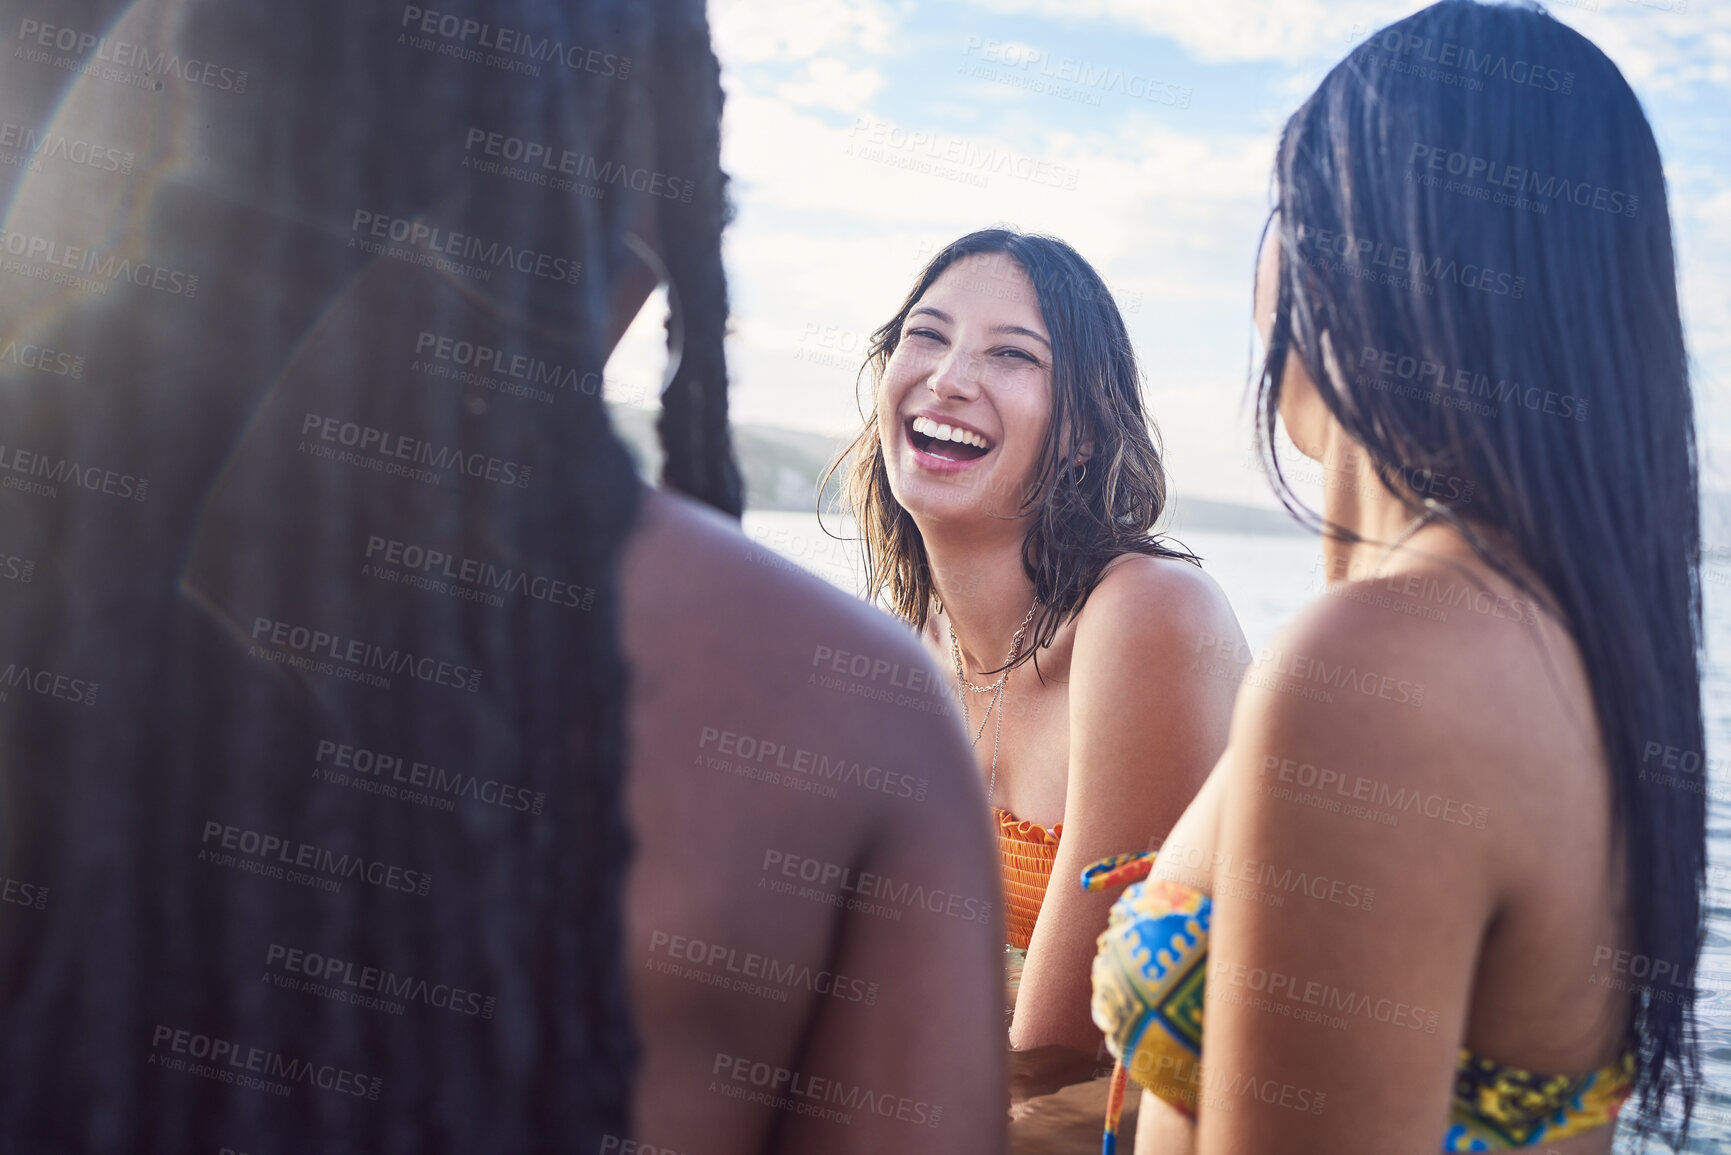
top-left (1083, 853), bottom-right (1634, 1154)
top-left (996, 806), bottom-right (1063, 951)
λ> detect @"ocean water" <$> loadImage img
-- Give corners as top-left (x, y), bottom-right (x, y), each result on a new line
top-left (742, 510), bottom-right (1731, 1152)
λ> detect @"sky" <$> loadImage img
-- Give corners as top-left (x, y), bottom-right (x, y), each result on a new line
top-left (605, 0), bottom-right (1731, 508)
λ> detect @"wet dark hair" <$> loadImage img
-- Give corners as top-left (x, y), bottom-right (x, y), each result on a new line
top-left (1259, 0), bottom-right (1703, 1140)
top-left (0, 0), bottom-right (733, 1151)
top-left (831, 228), bottom-right (1195, 673)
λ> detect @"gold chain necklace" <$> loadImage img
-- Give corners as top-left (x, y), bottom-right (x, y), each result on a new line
top-left (949, 599), bottom-right (1040, 809)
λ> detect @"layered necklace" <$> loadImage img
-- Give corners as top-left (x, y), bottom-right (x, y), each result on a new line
top-left (948, 598), bottom-right (1041, 808)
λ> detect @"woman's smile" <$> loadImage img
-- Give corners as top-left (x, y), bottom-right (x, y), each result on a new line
top-left (904, 410), bottom-right (996, 472)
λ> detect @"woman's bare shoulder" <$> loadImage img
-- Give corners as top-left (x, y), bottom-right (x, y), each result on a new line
top-left (1226, 557), bottom-right (1596, 808)
top-left (622, 488), bottom-right (927, 665)
top-left (1074, 551), bottom-right (1242, 659)
top-left (619, 486), bottom-right (983, 816)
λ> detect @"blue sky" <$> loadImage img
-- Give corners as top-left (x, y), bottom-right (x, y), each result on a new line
top-left (606, 0), bottom-right (1731, 506)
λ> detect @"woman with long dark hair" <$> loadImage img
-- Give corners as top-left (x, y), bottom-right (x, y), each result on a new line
top-left (1088, 3), bottom-right (1705, 1151)
top-left (0, 1), bottom-right (1004, 1152)
top-left (830, 229), bottom-right (1247, 1066)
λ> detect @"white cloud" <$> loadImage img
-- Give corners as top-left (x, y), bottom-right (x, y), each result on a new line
top-left (707, 0), bottom-right (1731, 504)
top-left (709, 0), bottom-right (901, 64)
top-left (775, 57), bottom-right (885, 114)
top-left (713, 80), bottom-right (1282, 505)
top-left (957, 0), bottom-right (1731, 92)
top-left (958, 0), bottom-right (1401, 65)
top-left (1544, 0), bottom-right (1731, 94)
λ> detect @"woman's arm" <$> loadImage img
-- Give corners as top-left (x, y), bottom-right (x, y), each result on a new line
top-left (1010, 556), bottom-right (1246, 1051)
top-left (1195, 596), bottom-right (1496, 1154)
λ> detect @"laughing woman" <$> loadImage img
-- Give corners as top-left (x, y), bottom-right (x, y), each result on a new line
top-left (832, 229), bottom-right (1248, 1056)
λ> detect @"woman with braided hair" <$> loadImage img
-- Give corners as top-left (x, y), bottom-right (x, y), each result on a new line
top-left (0, 1), bottom-right (1004, 1152)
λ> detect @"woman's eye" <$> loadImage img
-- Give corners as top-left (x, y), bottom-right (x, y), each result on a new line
top-left (998, 347), bottom-right (1038, 363)
top-left (905, 328), bottom-right (943, 343)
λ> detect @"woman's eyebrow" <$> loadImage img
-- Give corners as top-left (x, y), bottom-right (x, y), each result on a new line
top-left (993, 324), bottom-right (1050, 347)
top-left (908, 306), bottom-right (1049, 348)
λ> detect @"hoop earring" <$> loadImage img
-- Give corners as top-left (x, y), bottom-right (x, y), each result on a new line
top-left (1073, 461), bottom-right (1087, 484)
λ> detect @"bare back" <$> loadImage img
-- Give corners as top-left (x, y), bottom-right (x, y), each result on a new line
top-left (617, 487), bottom-right (1007, 1154)
top-left (1138, 544), bottom-right (1630, 1154)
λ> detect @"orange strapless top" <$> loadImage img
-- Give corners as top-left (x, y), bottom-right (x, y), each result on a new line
top-left (994, 806), bottom-right (1063, 950)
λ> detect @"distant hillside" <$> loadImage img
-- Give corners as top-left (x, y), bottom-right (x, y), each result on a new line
top-left (606, 403), bottom-right (848, 511)
top-left (1157, 495), bottom-right (1305, 538)
top-left (605, 402), bottom-right (1306, 535)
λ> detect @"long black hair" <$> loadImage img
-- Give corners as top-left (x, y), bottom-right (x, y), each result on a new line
top-left (830, 228), bottom-right (1196, 673)
top-left (0, 0), bottom-right (735, 1151)
top-left (1259, 1), bottom-right (1703, 1140)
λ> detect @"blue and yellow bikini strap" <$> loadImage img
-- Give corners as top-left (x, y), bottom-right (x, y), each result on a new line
top-left (1081, 850), bottom-right (1157, 893)
top-left (1101, 1058), bottom-right (1130, 1155)
top-left (1082, 850), bottom-right (1157, 1154)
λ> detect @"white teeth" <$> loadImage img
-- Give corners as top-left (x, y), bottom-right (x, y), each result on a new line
top-left (911, 416), bottom-right (990, 450)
